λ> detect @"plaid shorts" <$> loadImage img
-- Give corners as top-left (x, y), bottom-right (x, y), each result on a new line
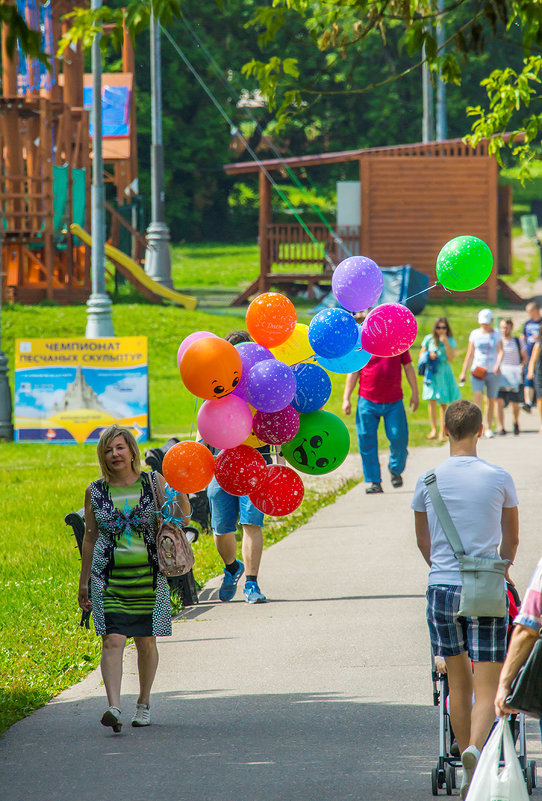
top-left (426, 585), bottom-right (508, 662)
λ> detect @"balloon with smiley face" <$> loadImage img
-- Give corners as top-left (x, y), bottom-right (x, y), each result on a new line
top-left (281, 410), bottom-right (350, 475)
top-left (180, 337), bottom-right (242, 400)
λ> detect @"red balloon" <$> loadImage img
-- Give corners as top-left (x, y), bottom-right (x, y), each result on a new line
top-left (163, 441), bottom-right (214, 493)
top-left (249, 464), bottom-right (304, 517)
top-left (214, 445), bottom-right (267, 496)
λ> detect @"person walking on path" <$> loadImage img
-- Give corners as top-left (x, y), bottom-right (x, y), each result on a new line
top-left (205, 330), bottom-right (268, 604)
top-left (495, 317), bottom-right (526, 436)
top-left (78, 424), bottom-right (191, 732)
top-left (419, 316), bottom-right (461, 441)
top-left (495, 557), bottom-right (542, 717)
top-left (527, 329), bottom-right (542, 433)
top-left (343, 350), bottom-right (419, 494)
top-left (412, 399), bottom-right (519, 799)
top-left (459, 308), bottom-right (503, 438)
top-left (521, 300), bottom-right (542, 413)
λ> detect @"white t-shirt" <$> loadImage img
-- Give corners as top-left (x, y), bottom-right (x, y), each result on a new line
top-left (469, 328), bottom-right (501, 371)
top-left (411, 456), bottom-right (518, 585)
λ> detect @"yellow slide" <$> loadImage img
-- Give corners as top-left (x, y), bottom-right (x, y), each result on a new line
top-left (71, 224), bottom-right (197, 310)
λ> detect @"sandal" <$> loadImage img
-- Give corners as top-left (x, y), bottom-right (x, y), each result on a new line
top-left (101, 706), bottom-right (122, 733)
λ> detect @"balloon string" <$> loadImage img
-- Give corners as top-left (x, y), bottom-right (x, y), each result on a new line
top-left (402, 281), bottom-right (439, 304)
top-left (190, 396), bottom-right (200, 440)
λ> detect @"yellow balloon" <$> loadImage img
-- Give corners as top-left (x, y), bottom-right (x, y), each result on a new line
top-left (243, 404), bottom-right (266, 448)
top-left (270, 323), bottom-right (316, 366)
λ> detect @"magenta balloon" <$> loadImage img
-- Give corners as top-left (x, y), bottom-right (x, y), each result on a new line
top-left (331, 256), bottom-right (384, 312)
top-left (197, 395), bottom-right (253, 450)
top-left (253, 406), bottom-right (300, 445)
top-left (177, 331), bottom-right (218, 370)
top-left (245, 359), bottom-right (296, 412)
top-left (360, 303), bottom-right (418, 357)
top-left (232, 342), bottom-right (275, 399)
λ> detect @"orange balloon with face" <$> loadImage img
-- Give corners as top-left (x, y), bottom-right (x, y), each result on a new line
top-left (180, 337), bottom-right (242, 400)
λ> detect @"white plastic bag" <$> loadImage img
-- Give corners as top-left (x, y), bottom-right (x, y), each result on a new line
top-left (467, 718), bottom-right (529, 801)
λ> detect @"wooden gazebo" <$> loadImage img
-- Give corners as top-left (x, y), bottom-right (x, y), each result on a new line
top-left (224, 138), bottom-right (511, 306)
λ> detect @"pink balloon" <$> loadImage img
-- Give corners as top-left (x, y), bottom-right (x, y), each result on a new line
top-left (197, 395), bottom-right (253, 450)
top-left (360, 303), bottom-right (418, 357)
top-left (177, 331), bottom-right (218, 370)
top-left (253, 406), bottom-right (300, 445)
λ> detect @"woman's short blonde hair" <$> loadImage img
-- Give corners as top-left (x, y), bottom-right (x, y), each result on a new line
top-left (96, 423), bottom-right (141, 483)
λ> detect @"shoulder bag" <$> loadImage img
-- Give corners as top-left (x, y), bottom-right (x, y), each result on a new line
top-left (506, 631), bottom-right (542, 718)
top-left (150, 473), bottom-right (195, 578)
top-left (423, 471), bottom-right (509, 618)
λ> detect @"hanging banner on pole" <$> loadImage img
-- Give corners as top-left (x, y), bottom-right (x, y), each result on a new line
top-left (14, 337), bottom-right (148, 444)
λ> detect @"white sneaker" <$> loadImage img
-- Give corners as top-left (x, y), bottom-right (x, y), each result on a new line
top-left (484, 429), bottom-right (495, 439)
top-left (460, 745), bottom-right (480, 799)
top-left (131, 703), bottom-right (151, 727)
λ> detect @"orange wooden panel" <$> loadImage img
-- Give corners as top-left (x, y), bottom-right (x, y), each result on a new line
top-left (360, 156), bottom-right (498, 302)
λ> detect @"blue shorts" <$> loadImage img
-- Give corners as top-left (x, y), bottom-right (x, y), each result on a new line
top-left (207, 477), bottom-right (264, 535)
top-left (426, 585), bottom-right (508, 662)
top-left (470, 372), bottom-right (502, 399)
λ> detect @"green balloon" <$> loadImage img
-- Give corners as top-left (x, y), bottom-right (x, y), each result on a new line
top-left (282, 410), bottom-right (350, 475)
top-left (436, 235), bottom-right (493, 291)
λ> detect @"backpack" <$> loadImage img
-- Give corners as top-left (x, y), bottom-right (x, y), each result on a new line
top-left (150, 473), bottom-right (195, 578)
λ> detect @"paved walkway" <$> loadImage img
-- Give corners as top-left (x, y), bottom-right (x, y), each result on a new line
top-left (2, 422), bottom-right (542, 800)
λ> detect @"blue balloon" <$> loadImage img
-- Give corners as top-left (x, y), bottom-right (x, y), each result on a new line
top-left (316, 347), bottom-right (371, 374)
top-left (316, 324), bottom-right (371, 373)
top-left (308, 308), bottom-right (358, 359)
top-left (291, 363), bottom-right (332, 413)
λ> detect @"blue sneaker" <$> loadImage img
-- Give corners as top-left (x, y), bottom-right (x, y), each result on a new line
top-left (243, 580), bottom-right (267, 604)
top-left (218, 561), bottom-right (244, 602)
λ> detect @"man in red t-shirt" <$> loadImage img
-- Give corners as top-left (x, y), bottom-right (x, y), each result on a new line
top-left (343, 351), bottom-right (419, 493)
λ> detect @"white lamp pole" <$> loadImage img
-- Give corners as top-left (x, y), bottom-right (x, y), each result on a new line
top-left (86, 0), bottom-right (114, 338)
top-left (144, 11), bottom-right (173, 288)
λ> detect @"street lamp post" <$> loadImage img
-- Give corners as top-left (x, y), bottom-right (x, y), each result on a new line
top-left (144, 12), bottom-right (173, 288)
top-left (85, 0), bottom-right (114, 338)
top-left (435, 0), bottom-right (447, 141)
top-left (0, 258), bottom-right (13, 440)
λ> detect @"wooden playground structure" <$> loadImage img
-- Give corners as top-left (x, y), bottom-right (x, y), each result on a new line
top-left (225, 138), bottom-right (513, 306)
top-left (0, 0), bottom-right (141, 304)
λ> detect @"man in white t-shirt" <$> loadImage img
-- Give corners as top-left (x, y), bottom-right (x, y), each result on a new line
top-left (412, 399), bottom-right (519, 799)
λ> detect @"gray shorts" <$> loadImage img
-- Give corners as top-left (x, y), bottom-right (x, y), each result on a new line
top-left (470, 371), bottom-right (502, 398)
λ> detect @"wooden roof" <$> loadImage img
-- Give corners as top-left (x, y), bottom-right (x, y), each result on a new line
top-left (223, 136), bottom-right (495, 175)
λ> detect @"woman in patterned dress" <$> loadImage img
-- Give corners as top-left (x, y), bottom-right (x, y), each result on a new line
top-left (78, 424), bottom-right (190, 732)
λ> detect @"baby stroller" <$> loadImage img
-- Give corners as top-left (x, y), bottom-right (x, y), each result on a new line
top-left (430, 585), bottom-right (537, 795)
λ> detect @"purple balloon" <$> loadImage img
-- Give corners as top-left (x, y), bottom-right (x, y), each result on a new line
top-left (245, 359), bottom-right (296, 413)
top-left (253, 406), bottom-right (300, 445)
top-left (232, 342), bottom-right (275, 399)
top-left (332, 256), bottom-right (384, 312)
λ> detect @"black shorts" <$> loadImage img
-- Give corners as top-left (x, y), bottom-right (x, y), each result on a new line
top-left (498, 386), bottom-right (523, 405)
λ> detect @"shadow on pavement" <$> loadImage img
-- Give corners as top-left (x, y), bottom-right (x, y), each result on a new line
top-left (0, 690), bottom-right (448, 801)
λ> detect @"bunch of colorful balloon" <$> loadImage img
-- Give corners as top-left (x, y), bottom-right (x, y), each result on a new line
top-left (163, 234), bottom-right (493, 518)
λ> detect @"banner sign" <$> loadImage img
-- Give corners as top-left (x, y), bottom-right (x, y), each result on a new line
top-left (14, 337), bottom-right (148, 444)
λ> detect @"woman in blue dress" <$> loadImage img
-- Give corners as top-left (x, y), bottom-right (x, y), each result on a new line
top-left (419, 317), bottom-right (461, 441)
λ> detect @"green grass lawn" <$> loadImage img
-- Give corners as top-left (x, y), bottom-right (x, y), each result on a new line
top-left (0, 238), bottom-right (524, 735)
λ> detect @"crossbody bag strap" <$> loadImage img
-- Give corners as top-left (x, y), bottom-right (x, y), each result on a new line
top-left (423, 470), bottom-right (465, 557)
top-left (149, 471), bottom-right (163, 514)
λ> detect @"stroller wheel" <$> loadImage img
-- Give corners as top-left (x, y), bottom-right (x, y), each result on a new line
top-left (431, 767), bottom-right (439, 796)
top-left (529, 760), bottom-right (537, 788)
top-left (445, 765), bottom-right (454, 795)
top-left (526, 765), bottom-right (533, 795)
